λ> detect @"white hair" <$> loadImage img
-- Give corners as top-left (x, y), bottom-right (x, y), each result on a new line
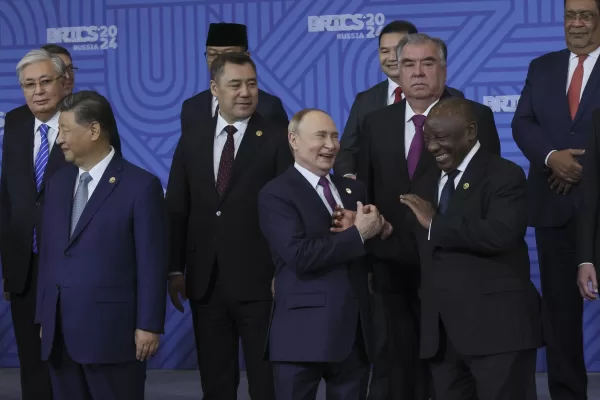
top-left (16, 49), bottom-right (66, 82)
top-left (396, 33), bottom-right (447, 67)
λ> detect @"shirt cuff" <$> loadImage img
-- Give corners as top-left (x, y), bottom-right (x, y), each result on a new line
top-left (168, 271), bottom-right (183, 276)
top-left (343, 173), bottom-right (356, 178)
top-left (428, 219), bottom-right (432, 241)
top-left (545, 150), bottom-right (556, 167)
top-left (579, 262), bottom-right (593, 268)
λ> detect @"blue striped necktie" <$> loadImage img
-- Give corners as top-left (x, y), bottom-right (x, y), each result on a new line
top-left (32, 124), bottom-right (50, 253)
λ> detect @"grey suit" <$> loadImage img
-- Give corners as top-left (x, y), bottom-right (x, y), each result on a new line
top-left (334, 81), bottom-right (464, 177)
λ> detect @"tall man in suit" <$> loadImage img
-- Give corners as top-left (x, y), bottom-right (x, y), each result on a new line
top-left (35, 91), bottom-right (167, 399)
top-left (166, 52), bottom-right (293, 399)
top-left (258, 108), bottom-right (385, 399)
top-left (0, 49), bottom-right (121, 400)
top-left (356, 33), bottom-right (500, 400)
top-left (334, 20), bottom-right (464, 179)
top-left (512, 0), bottom-right (600, 397)
top-left (182, 22), bottom-right (288, 127)
top-left (401, 96), bottom-right (542, 400)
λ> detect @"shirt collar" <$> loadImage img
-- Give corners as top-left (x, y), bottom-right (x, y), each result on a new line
top-left (294, 162), bottom-right (332, 189)
top-left (215, 112), bottom-right (250, 138)
top-left (35, 111), bottom-right (60, 133)
top-left (441, 141), bottom-right (481, 179)
top-left (78, 147), bottom-right (115, 182)
top-left (405, 99), bottom-right (440, 123)
top-left (388, 78), bottom-right (400, 99)
top-left (570, 45), bottom-right (600, 61)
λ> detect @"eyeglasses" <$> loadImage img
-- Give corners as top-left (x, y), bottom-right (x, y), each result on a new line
top-left (564, 11), bottom-right (597, 23)
top-left (20, 76), bottom-right (63, 91)
top-left (204, 50), bottom-right (237, 62)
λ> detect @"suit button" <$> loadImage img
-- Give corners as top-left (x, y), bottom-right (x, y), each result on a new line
top-left (35, 201), bottom-right (41, 207)
top-left (64, 251), bottom-right (71, 259)
top-left (55, 284), bottom-right (60, 290)
top-left (216, 211), bottom-right (221, 216)
top-left (570, 131), bottom-right (575, 135)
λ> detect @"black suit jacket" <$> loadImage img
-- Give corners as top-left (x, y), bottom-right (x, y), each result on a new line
top-left (0, 104), bottom-right (122, 294)
top-left (355, 95), bottom-right (500, 293)
top-left (166, 111), bottom-right (293, 301)
top-left (186, 88), bottom-right (289, 127)
top-left (410, 150), bottom-right (542, 358)
top-left (335, 82), bottom-right (465, 176)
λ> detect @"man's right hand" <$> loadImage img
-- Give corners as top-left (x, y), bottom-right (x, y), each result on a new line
top-left (578, 263), bottom-right (598, 301)
top-left (168, 275), bottom-right (187, 313)
top-left (354, 201), bottom-right (384, 240)
top-left (2, 278), bottom-right (9, 302)
top-left (547, 149), bottom-right (584, 184)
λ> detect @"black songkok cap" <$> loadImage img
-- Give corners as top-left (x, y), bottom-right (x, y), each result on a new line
top-left (206, 23), bottom-right (248, 48)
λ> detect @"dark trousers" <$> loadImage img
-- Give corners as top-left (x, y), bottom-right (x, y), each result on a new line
top-left (10, 253), bottom-right (53, 400)
top-left (48, 301), bottom-right (146, 400)
top-left (429, 321), bottom-right (537, 400)
top-left (535, 219), bottom-right (588, 400)
top-left (190, 265), bottom-right (274, 400)
top-left (272, 323), bottom-right (370, 400)
top-left (367, 292), bottom-right (388, 400)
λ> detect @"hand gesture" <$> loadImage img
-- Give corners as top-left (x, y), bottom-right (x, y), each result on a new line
top-left (400, 194), bottom-right (436, 229)
top-left (331, 205), bottom-right (357, 233)
top-left (547, 149), bottom-right (584, 184)
top-left (168, 275), bottom-right (187, 313)
top-left (354, 201), bottom-right (384, 240)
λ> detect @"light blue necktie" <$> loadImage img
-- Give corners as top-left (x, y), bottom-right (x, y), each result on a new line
top-left (32, 124), bottom-right (49, 253)
top-left (71, 172), bottom-right (93, 237)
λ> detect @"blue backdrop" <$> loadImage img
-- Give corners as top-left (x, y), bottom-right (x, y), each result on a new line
top-left (0, 0), bottom-right (599, 372)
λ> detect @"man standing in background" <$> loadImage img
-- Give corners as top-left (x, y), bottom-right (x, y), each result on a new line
top-left (512, 0), bottom-right (600, 397)
top-left (183, 22), bottom-right (289, 126)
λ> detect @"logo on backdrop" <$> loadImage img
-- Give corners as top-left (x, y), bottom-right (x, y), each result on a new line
top-left (308, 13), bottom-right (385, 40)
top-left (482, 95), bottom-right (520, 113)
top-left (46, 25), bottom-right (118, 52)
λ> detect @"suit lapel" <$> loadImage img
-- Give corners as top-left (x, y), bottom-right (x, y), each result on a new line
top-left (575, 53), bottom-right (600, 123)
top-left (17, 114), bottom-right (38, 198)
top-left (38, 140), bottom-right (67, 198)
top-left (552, 50), bottom-right (572, 122)
top-left (68, 157), bottom-right (123, 247)
top-left (376, 80), bottom-right (388, 107)
top-left (290, 168), bottom-right (332, 222)
top-left (383, 102), bottom-right (409, 182)
top-left (444, 150), bottom-right (488, 215)
top-left (331, 175), bottom-right (358, 210)
top-left (199, 90), bottom-right (214, 119)
top-left (61, 167), bottom-right (79, 243)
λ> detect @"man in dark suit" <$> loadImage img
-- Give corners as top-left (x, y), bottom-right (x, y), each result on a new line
top-left (511, 1), bottom-right (600, 397)
top-left (0, 50), bottom-right (121, 400)
top-left (34, 91), bottom-right (167, 399)
top-left (258, 108), bottom-right (386, 399)
top-left (182, 22), bottom-right (288, 127)
top-left (334, 20), bottom-right (464, 179)
top-left (166, 52), bottom-right (293, 399)
top-left (401, 96), bottom-right (542, 400)
top-left (356, 33), bottom-right (500, 400)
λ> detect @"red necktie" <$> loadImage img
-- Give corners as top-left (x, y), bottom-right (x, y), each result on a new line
top-left (216, 125), bottom-right (237, 197)
top-left (394, 86), bottom-right (403, 103)
top-left (568, 55), bottom-right (588, 120)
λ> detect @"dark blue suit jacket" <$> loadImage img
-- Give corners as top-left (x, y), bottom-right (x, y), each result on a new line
top-left (258, 166), bottom-right (374, 363)
top-left (34, 155), bottom-right (168, 364)
top-left (512, 49), bottom-right (600, 227)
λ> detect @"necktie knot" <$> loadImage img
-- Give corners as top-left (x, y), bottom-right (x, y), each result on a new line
top-left (411, 114), bottom-right (426, 129)
top-left (446, 169), bottom-right (460, 181)
top-left (39, 124), bottom-right (49, 138)
top-left (394, 86), bottom-right (403, 103)
top-left (578, 54), bottom-right (588, 65)
top-left (79, 172), bottom-right (92, 185)
top-left (317, 176), bottom-right (330, 189)
top-left (224, 125), bottom-right (237, 136)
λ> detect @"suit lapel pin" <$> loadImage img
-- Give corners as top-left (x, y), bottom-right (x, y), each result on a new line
top-left (346, 188), bottom-right (352, 194)
top-left (256, 130), bottom-right (263, 137)
top-left (463, 183), bottom-right (469, 190)
top-left (109, 177), bottom-right (116, 184)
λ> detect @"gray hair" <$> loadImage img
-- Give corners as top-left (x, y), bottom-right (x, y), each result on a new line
top-left (396, 33), bottom-right (447, 67)
top-left (16, 49), bottom-right (66, 82)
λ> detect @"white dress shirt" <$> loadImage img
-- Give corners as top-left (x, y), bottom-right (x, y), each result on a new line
top-left (294, 162), bottom-right (343, 214)
top-left (33, 112), bottom-right (60, 163)
top-left (73, 147), bottom-right (115, 199)
top-left (387, 78), bottom-right (404, 105)
top-left (404, 100), bottom-right (440, 158)
top-left (212, 96), bottom-right (219, 117)
top-left (429, 141), bottom-right (481, 239)
top-left (545, 45), bottom-right (600, 166)
top-left (213, 112), bottom-right (250, 180)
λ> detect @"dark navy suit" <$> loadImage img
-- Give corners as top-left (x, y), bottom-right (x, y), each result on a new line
top-left (258, 165), bottom-right (374, 399)
top-left (34, 154), bottom-right (167, 399)
top-left (512, 48), bottom-right (600, 399)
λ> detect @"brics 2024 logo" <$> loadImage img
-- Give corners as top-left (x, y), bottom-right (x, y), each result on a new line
top-left (483, 95), bottom-right (521, 113)
top-left (308, 13), bottom-right (386, 40)
top-left (46, 26), bottom-right (118, 52)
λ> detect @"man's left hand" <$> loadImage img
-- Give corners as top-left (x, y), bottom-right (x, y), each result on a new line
top-left (400, 194), bottom-right (436, 229)
top-left (135, 329), bottom-right (160, 361)
top-left (548, 172), bottom-right (574, 195)
top-left (331, 205), bottom-right (357, 233)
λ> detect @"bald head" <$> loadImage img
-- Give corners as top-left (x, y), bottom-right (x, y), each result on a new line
top-left (424, 97), bottom-right (478, 171)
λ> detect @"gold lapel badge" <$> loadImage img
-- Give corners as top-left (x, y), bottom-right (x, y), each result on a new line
top-left (109, 177), bottom-right (116, 184)
top-left (346, 188), bottom-right (352, 194)
top-left (463, 183), bottom-right (470, 190)
top-left (256, 130), bottom-right (263, 137)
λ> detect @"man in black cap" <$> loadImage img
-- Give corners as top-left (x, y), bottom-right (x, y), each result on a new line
top-left (181, 22), bottom-right (288, 127)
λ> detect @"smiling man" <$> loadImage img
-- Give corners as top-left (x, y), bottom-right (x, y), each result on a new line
top-left (401, 97), bottom-right (542, 400)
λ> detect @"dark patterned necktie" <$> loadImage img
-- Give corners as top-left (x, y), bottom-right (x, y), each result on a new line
top-left (437, 170), bottom-right (460, 215)
top-left (216, 125), bottom-right (237, 197)
top-left (407, 114), bottom-right (426, 179)
top-left (318, 176), bottom-right (338, 213)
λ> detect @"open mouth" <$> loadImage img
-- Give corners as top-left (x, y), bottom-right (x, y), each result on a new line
top-left (319, 154), bottom-right (334, 160)
top-left (435, 154), bottom-right (449, 162)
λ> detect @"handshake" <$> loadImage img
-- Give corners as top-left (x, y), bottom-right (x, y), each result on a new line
top-left (330, 201), bottom-right (393, 241)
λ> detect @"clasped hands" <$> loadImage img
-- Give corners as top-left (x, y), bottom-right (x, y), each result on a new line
top-left (330, 202), bottom-right (392, 240)
top-left (547, 149), bottom-right (585, 195)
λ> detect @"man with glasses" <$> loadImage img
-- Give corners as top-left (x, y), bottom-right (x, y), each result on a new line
top-left (182, 22), bottom-right (289, 127)
top-left (0, 49), bottom-right (121, 400)
top-left (512, 0), bottom-right (600, 398)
